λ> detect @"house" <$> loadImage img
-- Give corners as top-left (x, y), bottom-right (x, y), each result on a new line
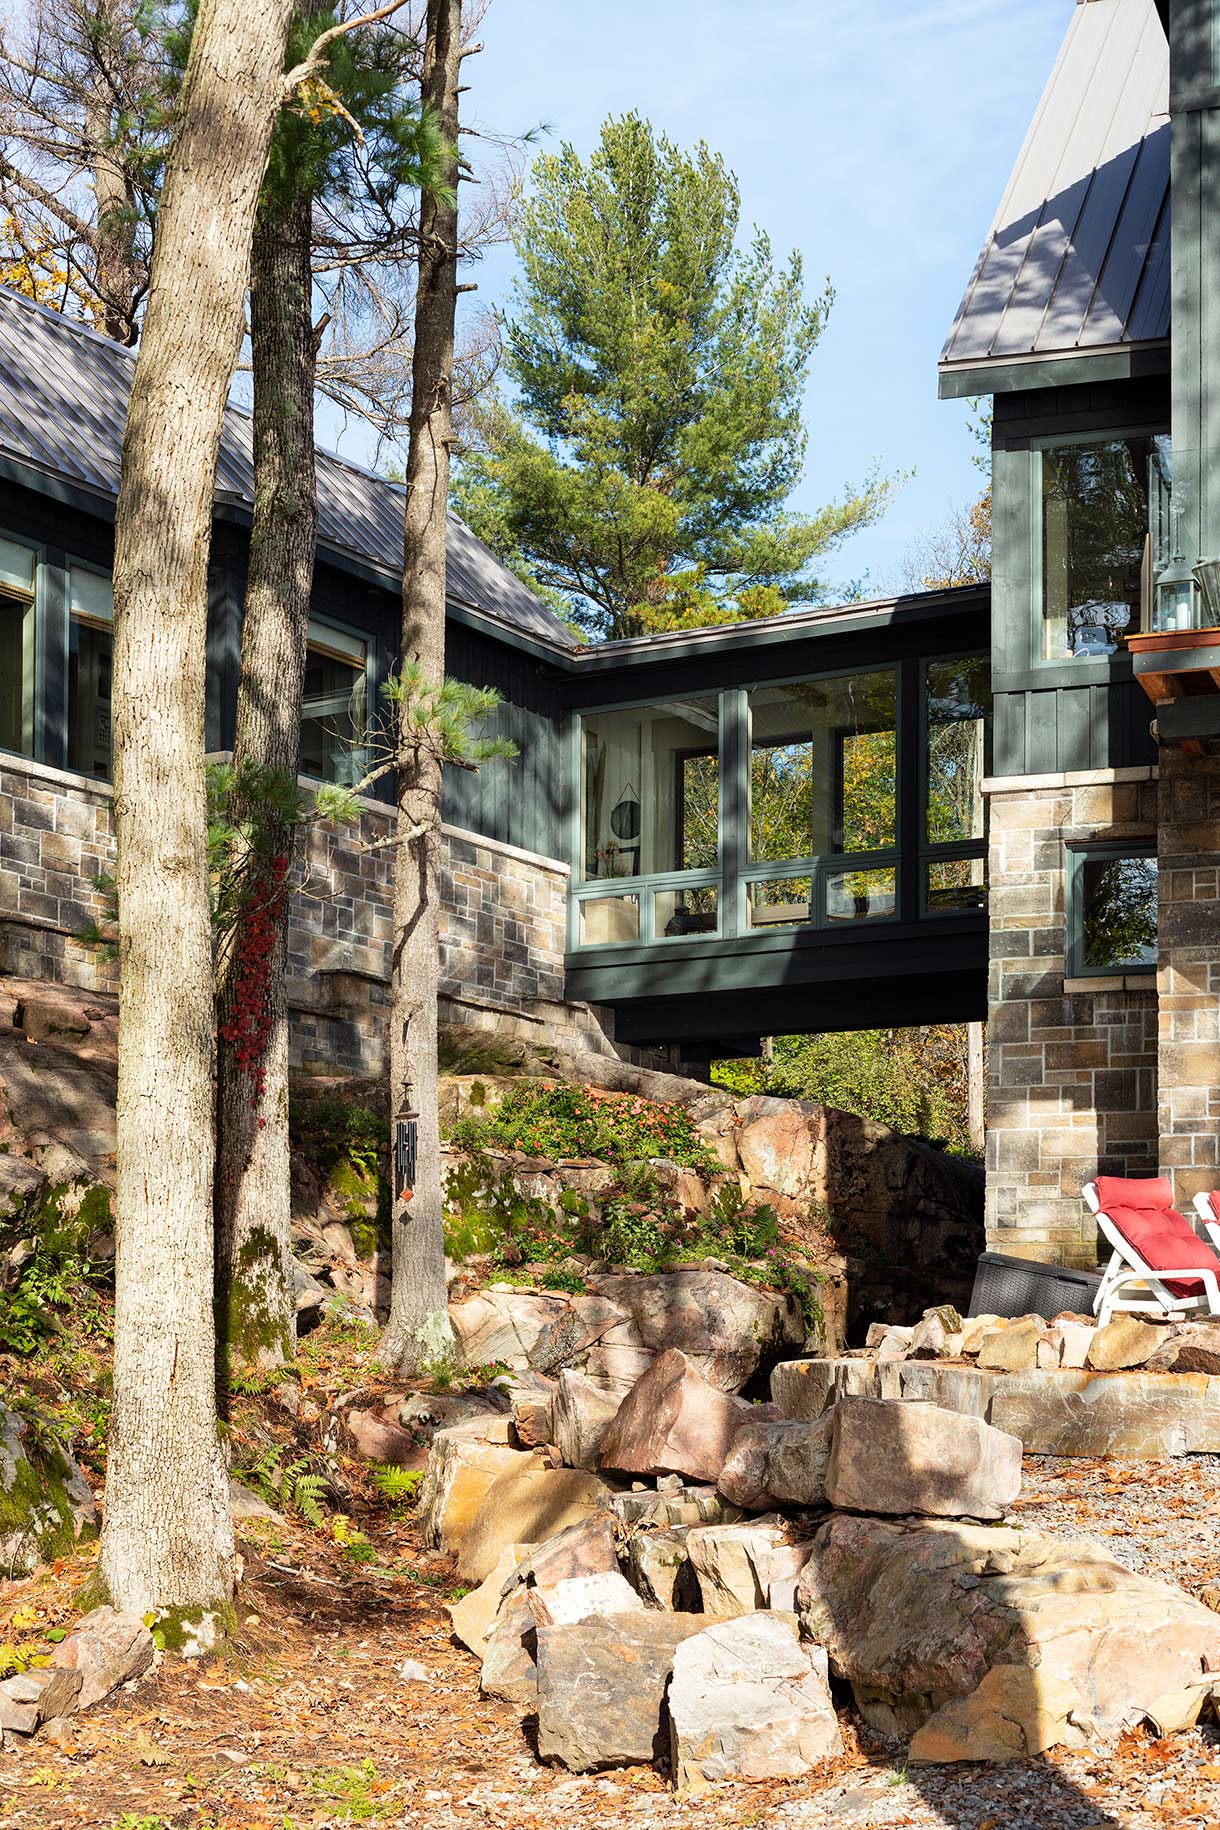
top-left (6, 0), bottom-right (1209, 1280)
top-left (943, 0), bottom-right (1218, 1267)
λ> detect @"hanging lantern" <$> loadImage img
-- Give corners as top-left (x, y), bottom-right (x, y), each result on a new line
top-left (395, 1100), bottom-right (419, 1203)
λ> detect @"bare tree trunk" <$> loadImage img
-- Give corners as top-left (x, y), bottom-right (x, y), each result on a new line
top-left (967, 1020), bottom-right (986, 1157)
top-left (214, 177), bottom-right (317, 1376)
top-left (381, 0), bottom-right (461, 1373)
top-left (103, 0), bottom-right (294, 1628)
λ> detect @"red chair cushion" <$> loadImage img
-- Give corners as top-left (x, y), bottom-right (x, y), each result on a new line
top-left (1205, 1193), bottom-right (1220, 1225)
top-left (1094, 1175), bottom-right (1220, 1300)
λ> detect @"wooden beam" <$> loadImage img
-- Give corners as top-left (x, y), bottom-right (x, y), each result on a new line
top-left (1136, 671), bottom-right (1185, 706)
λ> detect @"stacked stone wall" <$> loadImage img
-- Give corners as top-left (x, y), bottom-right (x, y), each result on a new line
top-left (0, 753), bottom-right (636, 1078)
top-left (1157, 748), bottom-right (1220, 1212)
top-left (985, 767), bottom-right (1160, 1267)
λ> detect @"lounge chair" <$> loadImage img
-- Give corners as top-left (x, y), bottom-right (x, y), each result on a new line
top-left (1083, 1177), bottom-right (1220, 1326)
top-left (1193, 1192), bottom-right (1220, 1253)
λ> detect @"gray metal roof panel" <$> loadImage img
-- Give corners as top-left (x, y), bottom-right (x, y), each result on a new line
top-left (941, 0), bottom-right (1169, 373)
top-left (0, 286), bottom-right (578, 651)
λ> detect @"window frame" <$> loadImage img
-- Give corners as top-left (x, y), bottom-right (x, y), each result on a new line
top-left (918, 650), bottom-right (991, 918)
top-left (299, 612), bottom-right (373, 788)
top-left (0, 527), bottom-right (44, 765)
top-left (1065, 840), bottom-right (1158, 980)
top-left (1028, 428), bottom-right (1166, 673)
top-left (65, 556), bottom-right (115, 781)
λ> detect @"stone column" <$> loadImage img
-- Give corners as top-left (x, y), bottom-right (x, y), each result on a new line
top-left (1157, 747), bottom-right (1220, 1212)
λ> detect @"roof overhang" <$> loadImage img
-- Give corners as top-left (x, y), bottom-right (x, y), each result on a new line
top-left (938, 337), bottom-right (1171, 399)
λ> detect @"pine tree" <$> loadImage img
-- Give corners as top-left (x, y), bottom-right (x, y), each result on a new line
top-left (455, 112), bottom-right (895, 640)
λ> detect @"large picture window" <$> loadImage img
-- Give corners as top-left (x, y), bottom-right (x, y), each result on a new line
top-left (67, 565), bottom-right (113, 779)
top-left (580, 697), bottom-right (719, 882)
top-left (0, 536), bottom-right (37, 760)
top-left (1067, 845), bottom-right (1157, 977)
top-left (301, 622), bottom-right (369, 785)
top-left (1039, 436), bottom-right (1165, 660)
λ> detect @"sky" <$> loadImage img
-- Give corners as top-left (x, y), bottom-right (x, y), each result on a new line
top-left (325, 0), bottom-right (1075, 600)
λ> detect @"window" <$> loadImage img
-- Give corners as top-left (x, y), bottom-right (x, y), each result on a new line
top-left (301, 622), bottom-right (368, 785)
top-left (1039, 436), bottom-right (1165, 660)
top-left (1067, 846), bottom-right (1157, 977)
top-left (0, 536), bottom-right (37, 759)
top-left (580, 697), bottom-right (719, 881)
top-left (68, 565), bottom-right (113, 779)
top-left (747, 671), bottom-right (897, 865)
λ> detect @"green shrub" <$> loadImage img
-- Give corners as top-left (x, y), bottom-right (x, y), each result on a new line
top-left (448, 1081), bottom-right (715, 1173)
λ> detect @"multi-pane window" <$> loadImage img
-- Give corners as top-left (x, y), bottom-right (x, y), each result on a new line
top-left (301, 622), bottom-right (369, 785)
top-left (1067, 847), bottom-right (1158, 977)
top-left (924, 656), bottom-right (990, 912)
top-left (67, 565), bottom-right (113, 779)
top-left (747, 671), bottom-right (897, 864)
top-left (1039, 436), bottom-right (1165, 660)
top-left (0, 536), bottom-right (37, 759)
top-left (580, 697), bottom-right (719, 882)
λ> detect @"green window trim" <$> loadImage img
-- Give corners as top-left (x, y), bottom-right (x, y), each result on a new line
top-left (1065, 841), bottom-right (1158, 980)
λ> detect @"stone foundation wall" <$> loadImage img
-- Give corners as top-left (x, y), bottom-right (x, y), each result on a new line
top-left (984, 767), bottom-right (1160, 1267)
top-left (1157, 747), bottom-right (1220, 1213)
top-left (0, 753), bottom-right (638, 1078)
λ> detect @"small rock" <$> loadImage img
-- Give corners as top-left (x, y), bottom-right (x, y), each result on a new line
top-left (512, 1515), bottom-right (620, 1592)
top-left (906, 1314), bottom-right (950, 1360)
top-left (51, 1608), bottom-right (154, 1711)
top-left (292, 1261), bottom-right (329, 1314)
top-left (718, 1416), bottom-right (833, 1511)
top-left (876, 1330), bottom-right (912, 1363)
top-left (449, 1543), bottom-right (535, 1654)
top-left (825, 1397), bottom-right (1021, 1521)
top-left (1036, 1331), bottom-right (1064, 1371)
top-left (958, 1314), bottom-right (1004, 1356)
top-left (1087, 1315), bottom-right (1168, 1372)
top-left (669, 1611), bottom-right (842, 1787)
top-left (686, 1517), bottom-right (796, 1618)
top-left (397, 1659), bottom-right (428, 1683)
top-left (601, 1484), bottom-right (739, 1529)
top-left (1055, 1319), bottom-right (1095, 1369)
top-left (865, 1322), bottom-right (912, 1350)
top-left (229, 1479), bottom-right (287, 1527)
top-left (976, 1319), bottom-right (1041, 1373)
top-left (628, 1527), bottom-right (700, 1611)
top-left (1148, 1321), bottom-right (1220, 1375)
top-left (480, 1586), bottom-right (539, 1704)
top-left (342, 1409), bottom-right (424, 1468)
top-left (528, 1571), bottom-right (645, 1627)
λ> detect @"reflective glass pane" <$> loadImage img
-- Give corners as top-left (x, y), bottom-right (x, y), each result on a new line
top-left (655, 885), bottom-right (717, 939)
top-left (0, 537), bottom-right (35, 598)
top-left (68, 615), bottom-right (113, 779)
top-left (825, 865), bottom-right (896, 924)
top-left (301, 625), bottom-right (368, 784)
top-left (926, 657), bottom-right (989, 844)
top-left (0, 595), bottom-right (34, 759)
top-left (1041, 438), bottom-right (1160, 660)
top-left (1079, 854), bottom-right (1157, 970)
top-left (70, 566), bottom-right (113, 624)
top-left (927, 856), bottom-right (986, 913)
top-left (748, 672), bottom-right (896, 863)
top-left (746, 875), bottom-right (813, 930)
top-left (581, 697), bottom-right (718, 881)
top-left (578, 893), bottom-right (640, 946)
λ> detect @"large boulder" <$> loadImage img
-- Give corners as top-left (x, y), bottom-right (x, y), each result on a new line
top-left (589, 1271), bottom-right (804, 1393)
top-left (535, 1613), bottom-right (710, 1772)
top-left (0, 1401), bottom-right (97, 1576)
top-left (685, 1517), bottom-right (811, 1619)
top-left (597, 1349), bottom-right (758, 1483)
top-left (457, 1463), bottom-right (609, 1583)
top-left (449, 1288), bottom-right (570, 1369)
top-left (718, 1416), bottom-right (833, 1511)
top-left (415, 1418), bottom-right (524, 1553)
top-left (797, 1514), bottom-right (1220, 1755)
top-left (669, 1612), bottom-right (841, 1788)
top-left (825, 1398), bottom-right (1022, 1521)
top-left (1087, 1315), bottom-right (1168, 1371)
top-left (553, 1370), bottom-right (619, 1472)
top-left (449, 1543), bottom-right (535, 1656)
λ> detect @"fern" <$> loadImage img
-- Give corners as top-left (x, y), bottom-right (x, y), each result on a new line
top-left (241, 1446), bottom-right (329, 1527)
top-left (372, 1465), bottom-right (422, 1510)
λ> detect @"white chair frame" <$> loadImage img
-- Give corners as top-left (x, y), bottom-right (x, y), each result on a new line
top-left (1083, 1181), bottom-right (1220, 1327)
top-left (1192, 1192), bottom-right (1220, 1258)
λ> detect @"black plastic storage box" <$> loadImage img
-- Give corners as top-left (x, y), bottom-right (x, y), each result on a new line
top-left (967, 1250), bottom-right (1102, 1322)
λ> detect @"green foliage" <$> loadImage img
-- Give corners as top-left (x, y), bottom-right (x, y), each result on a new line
top-left (714, 1025), bottom-right (976, 1156)
top-left (448, 1081), bottom-right (715, 1173)
top-left (0, 1185), bottom-right (112, 1358)
top-left (291, 1093), bottom-right (387, 1180)
top-left (454, 112), bottom-right (897, 638)
top-left (239, 1445), bottom-right (329, 1527)
top-left (372, 1465), bottom-right (422, 1516)
top-left (382, 665), bottom-right (519, 772)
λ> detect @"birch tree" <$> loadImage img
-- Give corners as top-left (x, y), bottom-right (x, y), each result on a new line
top-left (102, 0), bottom-right (297, 1623)
top-left (380, 0), bottom-right (462, 1372)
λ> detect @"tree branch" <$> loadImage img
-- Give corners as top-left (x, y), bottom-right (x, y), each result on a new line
top-left (282, 0), bottom-right (414, 98)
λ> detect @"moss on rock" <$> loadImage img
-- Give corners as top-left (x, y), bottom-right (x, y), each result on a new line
top-left (0, 1402), bottom-right (97, 1576)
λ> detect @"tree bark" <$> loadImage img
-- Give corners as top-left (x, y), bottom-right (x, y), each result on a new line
top-left (103, 0), bottom-right (294, 1626)
top-left (380, 0), bottom-right (461, 1373)
top-left (214, 176), bottom-right (318, 1376)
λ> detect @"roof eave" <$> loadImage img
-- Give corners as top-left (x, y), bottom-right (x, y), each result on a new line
top-left (938, 337), bottom-right (1171, 399)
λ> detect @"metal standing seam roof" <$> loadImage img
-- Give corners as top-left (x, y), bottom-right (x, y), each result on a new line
top-left (940, 0), bottom-right (1170, 375)
top-left (0, 285), bottom-right (580, 652)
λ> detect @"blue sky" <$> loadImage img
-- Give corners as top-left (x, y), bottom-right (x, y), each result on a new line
top-left (330, 0), bottom-right (1073, 598)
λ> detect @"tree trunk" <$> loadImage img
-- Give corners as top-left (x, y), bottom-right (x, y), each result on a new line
top-left (214, 177), bottom-right (317, 1377)
top-left (103, 0), bottom-right (294, 1628)
top-left (381, 0), bottom-right (461, 1373)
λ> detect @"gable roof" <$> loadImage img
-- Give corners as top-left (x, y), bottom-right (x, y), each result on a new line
top-left (0, 285), bottom-right (579, 653)
top-left (940, 0), bottom-right (1169, 390)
